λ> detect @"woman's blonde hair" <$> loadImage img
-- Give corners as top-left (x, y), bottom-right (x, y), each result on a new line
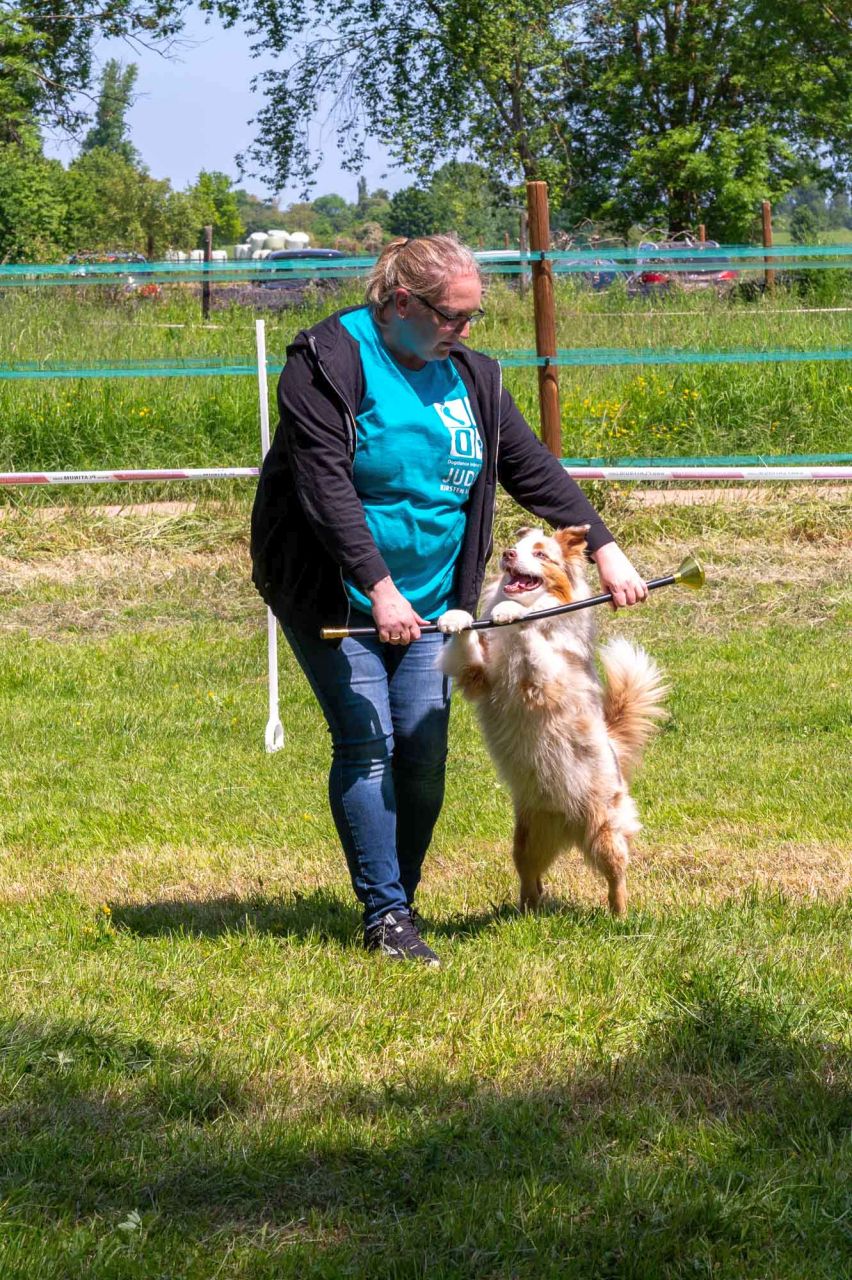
top-left (365, 233), bottom-right (482, 312)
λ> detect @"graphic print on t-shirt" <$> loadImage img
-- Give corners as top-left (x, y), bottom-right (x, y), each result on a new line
top-left (434, 395), bottom-right (484, 496)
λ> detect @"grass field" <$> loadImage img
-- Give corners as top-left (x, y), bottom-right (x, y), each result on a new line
top-left (0, 490), bottom-right (849, 1277)
top-left (1, 278), bottom-right (851, 498)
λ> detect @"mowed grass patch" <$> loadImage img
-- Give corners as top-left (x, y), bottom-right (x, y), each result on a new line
top-left (0, 502), bottom-right (849, 1277)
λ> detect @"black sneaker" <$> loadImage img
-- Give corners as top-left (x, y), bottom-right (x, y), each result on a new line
top-left (364, 910), bottom-right (440, 967)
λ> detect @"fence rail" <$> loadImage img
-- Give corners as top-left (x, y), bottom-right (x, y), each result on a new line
top-left (1, 242), bottom-right (851, 286)
top-left (2, 344), bottom-right (851, 380)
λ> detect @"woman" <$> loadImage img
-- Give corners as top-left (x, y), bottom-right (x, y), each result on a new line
top-left (251, 234), bottom-right (647, 966)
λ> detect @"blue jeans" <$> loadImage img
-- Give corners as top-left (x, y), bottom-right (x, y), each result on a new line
top-left (282, 616), bottom-right (452, 929)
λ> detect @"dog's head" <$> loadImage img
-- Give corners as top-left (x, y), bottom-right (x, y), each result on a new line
top-left (496, 525), bottom-right (590, 607)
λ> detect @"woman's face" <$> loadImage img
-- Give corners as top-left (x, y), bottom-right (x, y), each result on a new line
top-left (387, 272), bottom-right (483, 365)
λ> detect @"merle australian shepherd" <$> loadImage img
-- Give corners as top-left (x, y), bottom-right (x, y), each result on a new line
top-left (438, 525), bottom-right (668, 916)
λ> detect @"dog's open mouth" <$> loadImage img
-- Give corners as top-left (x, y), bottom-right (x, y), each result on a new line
top-left (503, 571), bottom-right (543, 595)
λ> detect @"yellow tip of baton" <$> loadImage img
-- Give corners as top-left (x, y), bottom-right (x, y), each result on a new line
top-left (320, 626), bottom-right (349, 640)
top-left (672, 553), bottom-right (705, 590)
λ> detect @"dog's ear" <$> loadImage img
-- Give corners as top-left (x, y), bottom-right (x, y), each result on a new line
top-left (514, 525), bottom-right (535, 540)
top-left (554, 525), bottom-right (590, 558)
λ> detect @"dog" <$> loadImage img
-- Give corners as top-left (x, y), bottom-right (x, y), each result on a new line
top-left (438, 525), bottom-right (668, 916)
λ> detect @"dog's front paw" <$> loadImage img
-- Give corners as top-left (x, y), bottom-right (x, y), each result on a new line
top-left (437, 609), bottom-right (474, 634)
top-left (491, 600), bottom-right (527, 626)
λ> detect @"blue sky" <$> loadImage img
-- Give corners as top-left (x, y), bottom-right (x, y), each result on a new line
top-left (43, 9), bottom-right (415, 205)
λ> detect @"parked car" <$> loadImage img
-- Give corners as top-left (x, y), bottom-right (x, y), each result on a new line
top-left (553, 256), bottom-right (620, 290)
top-left (474, 249), bottom-right (618, 291)
top-left (258, 248), bottom-right (345, 288)
top-left (67, 251), bottom-right (161, 297)
top-left (627, 237), bottom-right (739, 297)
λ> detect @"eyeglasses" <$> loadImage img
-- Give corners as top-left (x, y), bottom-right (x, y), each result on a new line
top-left (410, 292), bottom-right (486, 329)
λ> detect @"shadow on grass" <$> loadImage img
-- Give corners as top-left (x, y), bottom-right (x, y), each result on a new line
top-left (1, 968), bottom-right (850, 1278)
top-left (110, 889), bottom-right (606, 947)
top-left (110, 888), bottom-right (363, 946)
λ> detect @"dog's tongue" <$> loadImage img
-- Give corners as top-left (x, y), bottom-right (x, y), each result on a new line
top-left (505, 575), bottom-right (540, 594)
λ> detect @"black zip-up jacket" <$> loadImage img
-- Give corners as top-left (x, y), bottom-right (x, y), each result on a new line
top-left (250, 308), bottom-right (614, 633)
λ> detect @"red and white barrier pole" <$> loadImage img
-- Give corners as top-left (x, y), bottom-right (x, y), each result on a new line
top-left (256, 319), bottom-right (285, 754)
top-left (0, 465), bottom-right (848, 488)
top-left (0, 467), bottom-right (259, 485)
top-left (562, 466), bottom-right (852, 481)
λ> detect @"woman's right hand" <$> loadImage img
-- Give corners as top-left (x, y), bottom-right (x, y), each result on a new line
top-left (368, 577), bottom-right (428, 644)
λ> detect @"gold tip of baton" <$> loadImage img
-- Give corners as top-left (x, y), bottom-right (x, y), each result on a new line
top-left (320, 626), bottom-right (349, 640)
top-left (672, 553), bottom-right (705, 590)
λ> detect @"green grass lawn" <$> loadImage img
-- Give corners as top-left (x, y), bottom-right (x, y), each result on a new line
top-left (0, 495), bottom-right (849, 1277)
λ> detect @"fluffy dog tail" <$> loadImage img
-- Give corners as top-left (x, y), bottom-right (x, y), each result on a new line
top-left (600, 638), bottom-right (669, 777)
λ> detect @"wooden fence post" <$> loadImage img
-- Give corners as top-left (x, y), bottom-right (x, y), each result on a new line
top-left (202, 224), bottom-right (213, 320)
top-left (526, 181), bottom-right (561, 457)
top-left (761, 201), bottom-right (775, 292)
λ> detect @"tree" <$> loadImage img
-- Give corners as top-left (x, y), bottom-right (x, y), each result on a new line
top-left (188, 170), bottom-right (244, 246)
top-left (63, 149), bottom-right (209, 256)
top-left (311, 193), bottom-right (355, 232)
top-left (81, 59), bottom-right (139, 163)
top-left (275, 201), bottom-right (335, 243)
top-left (0, 2), bottom-right (185, 141)
top-left (138, 180), bottom-right (208, 257)
top-left (0, 4), bottom-right (204, 263)
top-left (223, 0), bottom-right (582, 200)
top-left (790, 204), bottom-right (821, 244)
top-left (387, 186), bottom-right (441, 237)
top-left (573, 0), bottom-right (852, 238)
top-left (826, 188), bottom-right (852, 230)
top-left (355, 183), bottom-right (393, 230)
top-left (428, 162), bottom-right (515, 244)
top-left (355, 220), bottom-right (386, 253)
top-left (0, 135), bottom-right (66, 260)
top-left (215, 0), bottom-right (851, 237)
top-left (233, 188), bottom-right (286, 236)
top-left (63, 148), bottom-right (150, 251)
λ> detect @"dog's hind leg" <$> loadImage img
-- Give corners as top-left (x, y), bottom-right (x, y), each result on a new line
top-left (513, 811), bottom-right (565, 911)
top-left (582, 811), bottom-right (630, 916)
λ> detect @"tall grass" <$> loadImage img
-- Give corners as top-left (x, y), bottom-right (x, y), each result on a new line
top-left (0, 281), bottom-right (850, 495)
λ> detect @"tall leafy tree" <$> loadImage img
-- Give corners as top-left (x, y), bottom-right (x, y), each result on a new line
top-left (64, 149), bottom-right (209, 256)
top-left (81, 59), bottom-right (140, 163)
top-left (188, 170), bottom-right (244, 245)
top-left (1, 2), bottom-right (188, 140)
top-left (428, 161), bottom-right (516, 243)
top-left (214, 0), bottom-right (582, 200)
top-left (573, 0), bottom-right (852, 238)
top-left (0, 137), bottom-right (66, 260)
top-left (210, 0), bottom-right (851, 237)
top-left (311, 193), bottom-right (355, 233)
top-left (387, 185), bottom-right (441, 237)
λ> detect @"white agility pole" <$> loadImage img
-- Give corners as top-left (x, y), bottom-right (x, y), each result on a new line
top-left (255, 319), bottom-right (285, 753)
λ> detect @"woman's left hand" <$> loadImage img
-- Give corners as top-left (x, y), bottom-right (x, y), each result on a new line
top-left (590, 542), bottom-right (648, 609)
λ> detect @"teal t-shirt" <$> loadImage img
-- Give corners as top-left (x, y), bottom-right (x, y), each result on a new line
top-left (340, 307), bottom-right (483, 620)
